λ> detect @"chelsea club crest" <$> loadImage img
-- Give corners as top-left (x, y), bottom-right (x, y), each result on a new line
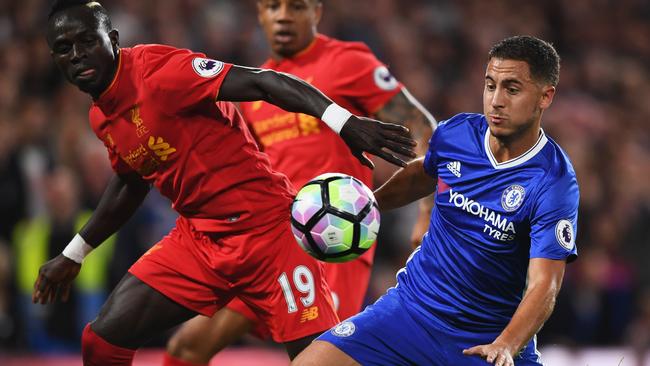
top-left (331, 321), bottom-right (356, 337)
top-left (501, 185), bottom-right (525, 212)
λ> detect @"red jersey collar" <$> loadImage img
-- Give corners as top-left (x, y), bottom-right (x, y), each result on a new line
top-left (94, 48), bottom-right (127, 111)
top-left (266, 34), bottom-right (327, 68)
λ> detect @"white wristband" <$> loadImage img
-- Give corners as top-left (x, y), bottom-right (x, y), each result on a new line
top-left (321, 103), bottom-right (352, 134)
top-left (62, 234), bottom-right (94, 264)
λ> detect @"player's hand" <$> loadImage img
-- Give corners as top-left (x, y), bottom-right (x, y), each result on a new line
top-left (463, 342), bottom-right (515, 366)
top-left (340, 116), bottom-right (416, 168)
top-left (32, 254), bottom-right (81, 305)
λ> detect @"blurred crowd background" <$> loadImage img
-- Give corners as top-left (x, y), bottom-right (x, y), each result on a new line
top-left (0, 0), bottom-right (649, 359)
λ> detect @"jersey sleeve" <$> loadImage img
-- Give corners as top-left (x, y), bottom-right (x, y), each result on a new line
top-left (422, 114), bottom-right (459, 177)
top-left (142, 47), bottom-right (233, 114)
top-left (529, 173), bottom-right (579, 262)
top-left (423, 130), bottom-right (440, 177)
top-left (331, 45), bottom-right (403, 115)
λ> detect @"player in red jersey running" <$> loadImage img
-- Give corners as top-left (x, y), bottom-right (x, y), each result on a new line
top-left (164, 1), bottom-right (436, 365)
top-left (33, 1), bottom-right (417, 365)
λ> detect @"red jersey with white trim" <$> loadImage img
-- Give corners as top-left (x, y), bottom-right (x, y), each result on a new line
top-left (89, 44), bottom-right (294, 233)
top-left (240, 34), bottom-right (403, 265)
top-left (240, 34), bottom-right (403, 190)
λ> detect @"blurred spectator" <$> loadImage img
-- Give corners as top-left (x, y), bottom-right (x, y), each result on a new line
top-left (12, 167), bottom-right (115, 352)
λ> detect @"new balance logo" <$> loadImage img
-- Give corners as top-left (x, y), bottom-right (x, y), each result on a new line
top-left (447, 161), bottom-right (462, 177)
top-left (300, 306), bottom-right (319, 323)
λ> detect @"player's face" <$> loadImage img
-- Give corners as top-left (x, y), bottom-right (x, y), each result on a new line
top-left (257, 0), bottom-right (322, 58)
top-left (483, 58), bottom-right (555, 141)
top-left (47, 7), bottom-right (118, 98)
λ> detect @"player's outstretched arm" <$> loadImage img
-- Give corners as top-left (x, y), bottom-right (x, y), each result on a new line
top-left (462, 258), bottom-right (566, 366)
top-left (374, 157), bottom-right (436, 211)
top-left (374, 89), bottom-right (436, 247)
top-left (32, 172), bottom-right (150, 305)
top-left (217, 66), bottom-right (416, 168)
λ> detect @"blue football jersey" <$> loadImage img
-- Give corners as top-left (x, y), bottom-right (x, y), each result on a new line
top-left (397, 113), bottom-right (579, 333)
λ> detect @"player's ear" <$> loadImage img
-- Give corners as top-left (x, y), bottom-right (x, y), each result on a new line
top-left (539, 85), bottom-right (556, 110)
top-left (257, 1), bottom-right (265, 25)
top-left (109, 29), bottom-right (119, 48)
top-left (313, 1), bottom-right (323, 25)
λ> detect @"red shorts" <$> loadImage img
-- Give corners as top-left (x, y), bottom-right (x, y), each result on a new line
top-left (227, 245), bottom-right (374, 338)
top-left (129, 216), bottom-right (339, 343)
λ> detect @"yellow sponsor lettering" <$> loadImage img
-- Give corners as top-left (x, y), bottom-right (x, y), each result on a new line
top-left (251, 100), bottom-right (263, 111)
top-left (252, 113), bottom-right (296, 134)
top-left (297, 114), bottom-right (321, 136)
top-left (123, 144), bottom-right (148, 168)
top-left (148, 136), bottom-right (177, 161)
top-left (259, 126), bottom-right (300, 146)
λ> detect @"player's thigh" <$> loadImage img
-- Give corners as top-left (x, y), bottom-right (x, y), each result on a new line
top-left (129, 218), bottom-right (237, 318)
top-left (291, 340), bottom-right (360, 366)
top-left (235, 218), bottom-right (339, 343)
top-left (92, 272), bottom-right (197, 349)
top-left (168, 308), bottom-right (253, 358)
top-left (225, 296), bottom-right (271, 339)
top-left (324, 260), bottom-right (372, 320)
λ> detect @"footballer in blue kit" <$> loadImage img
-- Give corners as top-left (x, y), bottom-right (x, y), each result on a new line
top-left (294, 36), bottom-right (579, 366)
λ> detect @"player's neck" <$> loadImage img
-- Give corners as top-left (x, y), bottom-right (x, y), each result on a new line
top-left (489, 124), bottom-right (542, 163)
top-left (270, 35), bottom-right (318, 61)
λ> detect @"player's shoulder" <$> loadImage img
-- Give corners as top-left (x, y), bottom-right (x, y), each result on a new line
top-left (321, 35), bottom-right (373, 54)
top-left (129, 44), bottom-right (212, 78)
top-left (437, 113), bottom-right (485, 135)
top-left (539, 136), bottom-right (578, 184)
top-left (125, 43), bottom-right (180, 63)
top-left (318, 34), bottom-right (379, 63)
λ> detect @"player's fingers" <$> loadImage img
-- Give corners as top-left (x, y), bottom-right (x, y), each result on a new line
top-left (33, 274), bottom-right (42, 291)
top-left (61, 283), bottom-right (72, 303)
top-left (378, 140), bottom-right (417, 158)
top-left (462, 346), bottom-right (483, 356)
top-left (494, 353), bottom-right (506, 366)
top-left (381, 130), bottom-right (417, 146)
top-left (38, 286), bottom-right (50, 304)
top-left (32, 275), bottom-right (43, 302)
top-left (354, 151), bottom-right (375, 169)
top-left (378, 121), bottom-right (411, 135)
top-left (486, 351), bottom-right (497, 363)
top-left (49, 285), bottom-right (58, 304)
top-left (34, 275), bottom-right (51, 303)
top-left (375, 150), bottom-right (408, 167)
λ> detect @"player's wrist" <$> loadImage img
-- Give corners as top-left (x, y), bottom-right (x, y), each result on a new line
top-left (61, 234), bottom-right (94, 264)
top-left (321, 103), bottom-right (352, 134)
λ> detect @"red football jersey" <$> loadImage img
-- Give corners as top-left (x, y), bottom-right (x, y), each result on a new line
top-left (240, 34), bottom-right (403, 264)
top-left (89, 45), bottom-right (294, 233)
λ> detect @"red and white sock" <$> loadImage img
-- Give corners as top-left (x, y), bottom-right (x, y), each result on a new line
top-left (81, 323), bottom-right (136, 366)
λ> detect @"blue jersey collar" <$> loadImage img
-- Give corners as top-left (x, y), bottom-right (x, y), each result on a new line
top-left (484, 128), bottom-right (548, 169)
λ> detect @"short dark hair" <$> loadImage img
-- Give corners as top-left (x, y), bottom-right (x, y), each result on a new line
top-left (488, 35), bottom-right (560, 87)
top-left (48, 0), bottom-right (112, 30)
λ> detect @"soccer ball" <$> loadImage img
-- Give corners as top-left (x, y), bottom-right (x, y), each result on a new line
top-left (290, 173), bottom-right (380, 263)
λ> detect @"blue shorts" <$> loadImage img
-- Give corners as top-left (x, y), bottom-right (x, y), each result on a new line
top-left (317, 288), bottom-right (543, 366)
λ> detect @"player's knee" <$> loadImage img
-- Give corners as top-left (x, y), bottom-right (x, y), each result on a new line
top-left (166, 330), bottom-right (213, 364)
top-left (167, 332), bottom-right (191, 358)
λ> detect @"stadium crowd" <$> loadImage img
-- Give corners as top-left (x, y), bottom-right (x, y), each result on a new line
top-left (0, 0), bottom-right (648, 356)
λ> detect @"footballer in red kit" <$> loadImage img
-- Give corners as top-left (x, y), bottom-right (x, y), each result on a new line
top-left (33, 1), bottom-right (417, 365)
top-left (164, 1), bottom-right (436, 365)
